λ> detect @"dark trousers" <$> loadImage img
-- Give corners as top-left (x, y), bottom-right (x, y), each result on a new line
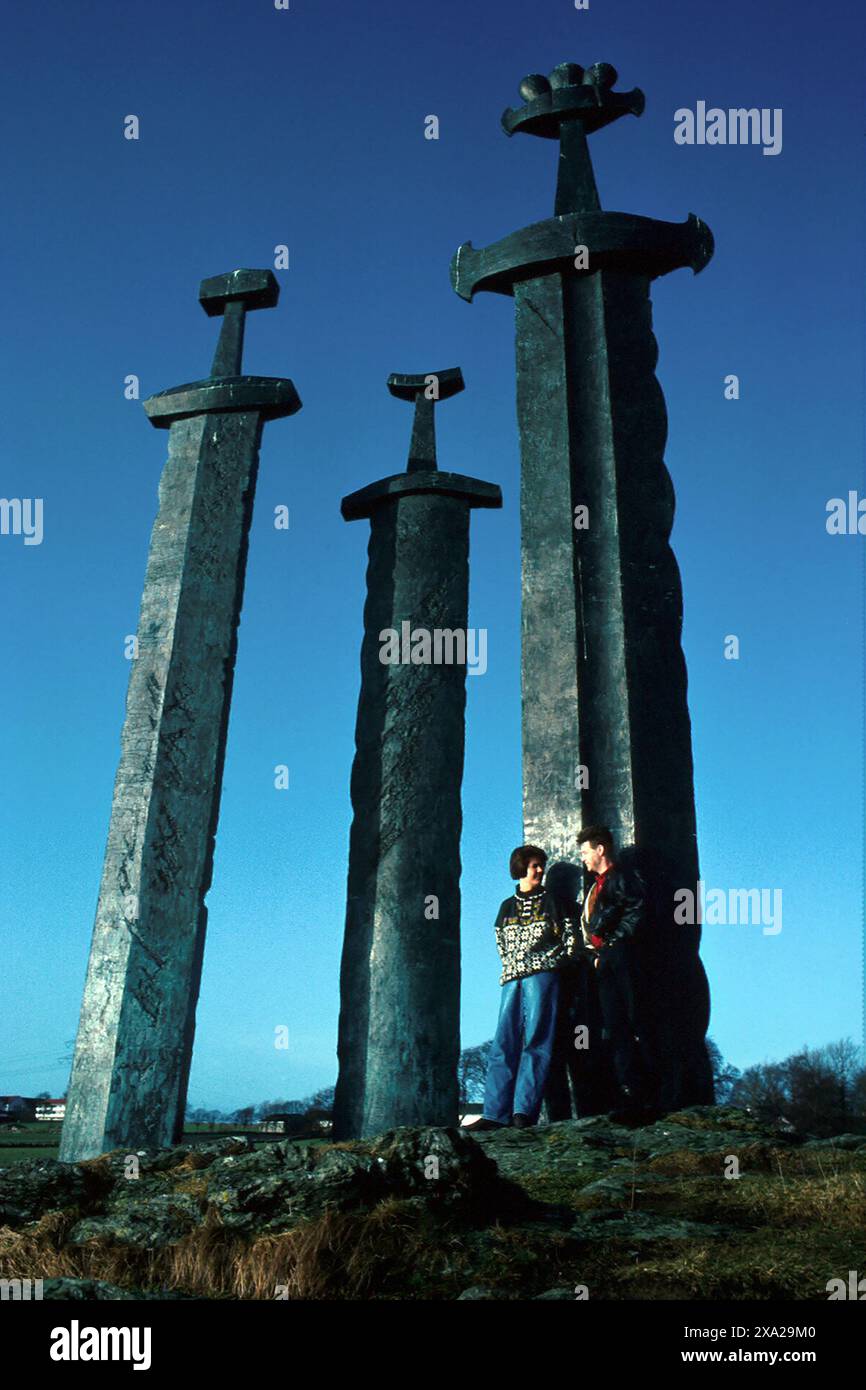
top-left (595, 941), bottom-right (658, 1105)
top-left (545, 961), bottom-right (616, 1119)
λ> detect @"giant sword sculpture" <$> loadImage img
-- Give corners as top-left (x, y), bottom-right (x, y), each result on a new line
top-left (451, 63), bottom-right (714, 1107)
top-left (333, 371), bottom-right (501, 1139)
top-left (60, 271), bottom-right (301, 1162)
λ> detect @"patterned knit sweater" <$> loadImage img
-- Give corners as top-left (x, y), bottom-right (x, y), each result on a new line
top-left (493, 886), bottom-right (579, 985)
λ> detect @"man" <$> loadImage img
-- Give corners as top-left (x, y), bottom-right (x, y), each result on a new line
top-left (468, 845), bottom-right (576, 1132)
top-left (578, 826), bottom-right (657, 1123)
top-left (542, 860), bottom-right (611, 1120)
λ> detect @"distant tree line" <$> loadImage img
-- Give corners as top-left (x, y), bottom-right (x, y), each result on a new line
top-left (719, 1037), bottom-right (866, 1137)
top-left (185, 1085), bottom-right (335, 1128)
top-left (185, 1037), bottom-right (866, 1138)
top-left (461, 1035), bottom-right (866, 1136)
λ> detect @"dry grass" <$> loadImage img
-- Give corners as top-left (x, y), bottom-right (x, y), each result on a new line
top-left (637, 1153), bottom-right (866, 1232)
top-left (2, 1174), bottom-right (860, 1300)
top-left (172, 1150), bottom-right (218, 1173)
top-left (647, 1143), bottom-right (781, 1176)
top-left (2, 1132), bottom-right (864, 1301)
top-left (171, 1174), bottom-right (210, 1201)
top-left (0, 1197), bottom-right (445, 1300)
top-left (726, 1169), bottom-right (866, 1229)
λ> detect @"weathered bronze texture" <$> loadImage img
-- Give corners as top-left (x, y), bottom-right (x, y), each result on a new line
top-left (333, 371), bottom-right (501, 1139)
top-left (60, 272), bottom-right (300, 1162)
top-left (451, 64), bottom-right (714, 1108)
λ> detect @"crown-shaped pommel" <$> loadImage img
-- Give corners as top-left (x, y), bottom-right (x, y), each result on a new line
top-left (502, 61), bottom-right (644, 139)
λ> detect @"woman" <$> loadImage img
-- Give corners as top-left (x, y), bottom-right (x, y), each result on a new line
top-left (469, 845), bottom-right (577, 1130)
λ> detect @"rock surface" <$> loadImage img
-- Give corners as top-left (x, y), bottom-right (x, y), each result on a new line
top-left (0, 1127), bottom-right (527, 1243)
top-left (1, 1108), bottom-right (863, 1300)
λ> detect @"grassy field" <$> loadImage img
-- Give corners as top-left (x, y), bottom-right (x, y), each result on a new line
top-left (0, 1122), bottom-right (290, 1167)
top-left (0, 1121), bottom-right (62, 1165)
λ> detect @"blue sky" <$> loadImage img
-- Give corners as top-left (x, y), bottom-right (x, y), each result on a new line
top-left (2, 0), bottom-right (863, 1111)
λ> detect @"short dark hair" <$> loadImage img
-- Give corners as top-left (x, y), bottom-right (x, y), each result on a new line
top-left (509, 844), bottom-right (548, 880)
top-left (578, 825), bottom-right (614, 855)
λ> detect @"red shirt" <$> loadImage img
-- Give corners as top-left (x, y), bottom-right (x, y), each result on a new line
top-left (588, 867), bottom-right (613, 949)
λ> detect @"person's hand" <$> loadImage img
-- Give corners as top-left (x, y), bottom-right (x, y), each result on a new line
top-left (593, 954), bottom-right (600, 969)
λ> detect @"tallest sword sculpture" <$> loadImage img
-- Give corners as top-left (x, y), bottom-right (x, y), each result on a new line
top-left (452, 62), bottom-right (714, 1106)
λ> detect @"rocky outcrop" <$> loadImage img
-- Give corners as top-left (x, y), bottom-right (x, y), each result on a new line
top-left (1, 1108), bottom-right (864, 1300)
top-left (0, 1126), bottom-right (529, 1246)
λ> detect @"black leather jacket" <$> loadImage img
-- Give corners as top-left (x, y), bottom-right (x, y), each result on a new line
top-left (587, 864), bottom-right (647, 949)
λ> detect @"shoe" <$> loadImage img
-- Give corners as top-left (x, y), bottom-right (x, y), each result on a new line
top-left (464, 1117), bottom-right (505, 1132)
top-left (512, 1113), bottom-right (534, 1129)
top-left (608, 1102), bottom-right (658, 1127)
top-left (608, 1086), bottom-right (644, 1126)
top-left (608, 1108), bottom-right (638, 1126)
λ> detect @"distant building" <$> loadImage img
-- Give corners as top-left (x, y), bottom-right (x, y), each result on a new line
top-left (0, 1096), bottom-right (37, 1123)
top-left (260, 1113), bottom-right (333, 1137)
top-left (260, 1113), bottom-right (307, 1136)
top-left (34, 1099), bottom-right (66, 1122)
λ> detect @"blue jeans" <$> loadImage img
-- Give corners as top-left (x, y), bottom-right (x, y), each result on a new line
top-left (483, 970), bottom-right (560, 1124)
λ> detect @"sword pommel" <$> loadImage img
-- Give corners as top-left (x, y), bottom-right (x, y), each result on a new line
top-left (199, 269), bottom-right (279, 316)
top-left (500, 61), bottom-right (644, 216)
top-left (199, 269), bottom-right (281, 378)
top-left (501, 61), bottom-right (644, 141)
top-left (387, 368), bottom-right (465, 473)
top-left (388, 368), bottom-right (464, 403)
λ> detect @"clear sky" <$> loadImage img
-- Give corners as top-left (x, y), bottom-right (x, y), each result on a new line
top-left (2, 0), bottom-right (863, 1111)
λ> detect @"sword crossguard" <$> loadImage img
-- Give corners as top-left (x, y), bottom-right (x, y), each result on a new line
top-left (387, 368), bottom-right (465, 473)
top-left (199, 269), bottom-right (281, 378)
